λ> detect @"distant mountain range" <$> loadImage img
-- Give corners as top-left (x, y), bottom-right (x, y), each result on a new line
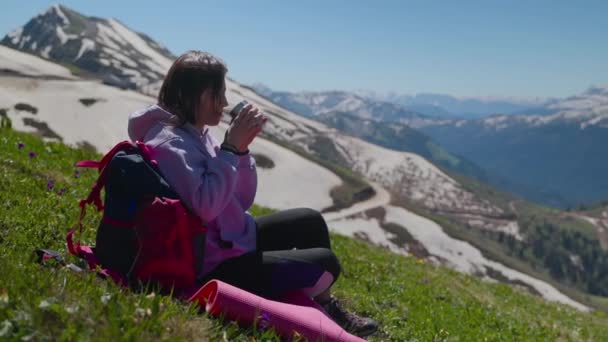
top-left (251, 84), bottom-right (429, 121)
top-left (253, 83), bottom-right (549, 119)
top-left (415, 85), bottom-right (608, 208)
top-left (314, 111), bottom-right (489, 182)
top-left (253, 83), bottom-right (608, 208)
top-left (1, 4), bottom-right (173, 95)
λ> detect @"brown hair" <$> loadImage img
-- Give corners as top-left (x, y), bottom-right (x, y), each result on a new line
top-left (158, 50), bottom-right (227, 126)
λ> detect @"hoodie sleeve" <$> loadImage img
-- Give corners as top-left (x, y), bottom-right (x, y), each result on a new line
top-left (234, 154), bottom-right (257, 210)
top-left (207, 133), bottom-right (258, 211)
top-left (153, 137), bottom-right (240, 223)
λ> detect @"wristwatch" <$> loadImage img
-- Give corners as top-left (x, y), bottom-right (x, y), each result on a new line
top-left (220, 142), bottom-right (249, 156)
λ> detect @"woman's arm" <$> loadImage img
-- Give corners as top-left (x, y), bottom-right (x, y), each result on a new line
top-left (234, 154), bottom-right (257, 210)
top-left (155, 137), bottom-right (240, 223)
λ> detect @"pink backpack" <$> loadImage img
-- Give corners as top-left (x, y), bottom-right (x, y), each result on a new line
top-left (67, 141), bottom-right (207, 294)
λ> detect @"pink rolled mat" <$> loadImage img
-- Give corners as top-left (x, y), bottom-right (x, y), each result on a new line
top-left (189, 279), bottom-right (366, 342)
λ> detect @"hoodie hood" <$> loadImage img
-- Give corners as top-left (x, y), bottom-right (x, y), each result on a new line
top-left (128, 104), bottom-right (174, 142)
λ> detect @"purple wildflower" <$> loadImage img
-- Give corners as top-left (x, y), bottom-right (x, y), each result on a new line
top-left (17, 142), bottom-right (24, 149)
top-left (73, 169), bottom-right (80, 178)
top-left (46, 179), bottom-right (55, 191)
top-left (29, 151), bottom-right (36, 159)
top-left (258, 312), bottom-right (271, 331)
top-left (57, 187), bottom-right (66, 196)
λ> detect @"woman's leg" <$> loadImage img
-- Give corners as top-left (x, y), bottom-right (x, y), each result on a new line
top-left (255, 208), bottom-right (331, 251)
top-left (260, 248), bottom-right (340, 298)
top-left (201, 247), bottom-right (377, 337)
top-left (202, 219), bottom-right (378, 337)
top-left (255, 208), bottom-right (334, 301)
top-left (200, 247), bottom-right (340, 299)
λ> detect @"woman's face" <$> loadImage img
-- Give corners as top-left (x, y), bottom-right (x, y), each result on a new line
top-left (196, 80), bottom-right (228, 128)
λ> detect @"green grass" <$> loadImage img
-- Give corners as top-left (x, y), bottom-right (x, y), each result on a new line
top-left (426, 141), bottom-right (460, 167)
top-left (516, 202), bottom-right (597, 238)
top-left (1, 128), bottom-right (608, 341)
top-left (414, 208), bottom-right (608, 313)
top-left (451, 171), bottom-right (596, 237)
top-left (393, 174), bottom-right (608, 312)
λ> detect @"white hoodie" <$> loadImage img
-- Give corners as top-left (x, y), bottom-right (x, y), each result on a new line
top-left (128, 104), bottom-right (258, 276)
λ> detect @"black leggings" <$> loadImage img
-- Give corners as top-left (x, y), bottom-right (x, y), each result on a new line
top-left (200, 208), bottom-right (341, 298)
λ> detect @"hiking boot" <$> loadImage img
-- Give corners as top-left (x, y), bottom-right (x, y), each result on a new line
top-left (322, 296), bottom-right (379, 337)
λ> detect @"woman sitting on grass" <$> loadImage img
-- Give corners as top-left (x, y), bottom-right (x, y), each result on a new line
top-left (127, 50), bottom-right (378, 337)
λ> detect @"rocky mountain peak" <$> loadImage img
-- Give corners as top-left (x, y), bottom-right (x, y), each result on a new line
top-left (1, 4), bottom-right (174, 96)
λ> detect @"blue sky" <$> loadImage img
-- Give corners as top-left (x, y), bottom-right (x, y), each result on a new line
top-left (1, 1), bottom-right (607, 98)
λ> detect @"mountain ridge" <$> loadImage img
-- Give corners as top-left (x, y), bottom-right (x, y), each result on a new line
top-left (252, 82), bottom-right (551, 119)
top-left (253, 82), bottom-right (608, 208)
top-left (2, 4), bottom-right (173, 95)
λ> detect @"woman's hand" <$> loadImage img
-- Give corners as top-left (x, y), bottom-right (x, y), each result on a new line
top-left (224, 104), bottom-right (267, 152)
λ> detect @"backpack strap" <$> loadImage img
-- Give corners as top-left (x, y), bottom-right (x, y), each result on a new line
top-left (135, 141), bottom-right (159, 168)
top-left (76, 140), bottom-right (135, 171)
top-left (67, 141), bottom-right (138, 259)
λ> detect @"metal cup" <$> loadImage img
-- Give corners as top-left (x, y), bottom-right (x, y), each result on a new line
top-left (228, 100), bottom-right (249, 122)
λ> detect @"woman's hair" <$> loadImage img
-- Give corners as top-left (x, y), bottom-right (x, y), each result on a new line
top-left (158, 50), bottom-right (228, 126)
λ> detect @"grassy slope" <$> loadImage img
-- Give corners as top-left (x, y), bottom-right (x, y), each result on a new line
top-left (1, 128), bottom-right (607, 341)
top-left (420, 171), bottom-right (608, 311)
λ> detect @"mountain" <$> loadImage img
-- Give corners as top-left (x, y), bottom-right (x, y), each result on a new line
top-left (250, 83), bottom-right (608, 303)
top-left (314, 111), bottom-right (488, 181)
top-left (256, 82), bottom-right (608, 208)
top-left (353, 90), bottom-right (550, 119)
top-left (251, 83), bottom-right (492, 184)
top-left (414, 85), bottom-right (608, 208)
top-left (253, 84), bottom-right (549, 119)
top-left (2, 5), bottom-right (607, 310)
top-left (1, 4), bottom-right (173, 95)
top-left (250, 84), bottom-right (429, 122)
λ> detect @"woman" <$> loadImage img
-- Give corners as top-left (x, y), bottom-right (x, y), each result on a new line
top-left (128, 50), bottom-right (378, 337)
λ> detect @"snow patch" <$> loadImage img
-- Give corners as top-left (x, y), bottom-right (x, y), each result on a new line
top-left (48, 4), bottom-right (70, 25)
top-left (108, 51), bottom-right (138, 68)
top-left (7, 27), bottom-right (23, 44)
top-left (55, 26), bottom-right (77, 45)
top-left (120, 68), bottom-right (143, 77)
top-left (383, 205), bottom-right (589, 311)
top-left (0, 45), bottom-right (74, 79)
top-left (98, 58), bottom-right (111, 66)
top-left (101, 47), bottom-right (138, 69)
top-left (333, 134), bottom-right (501, 215)
top-left (75, 39), bottom-right (95, 60)
top-left (106, 19), bottom-right (172, 75)
top-left (41, 46), bottom-right (52, 59)
top-left (18, 35), bottom-right (31, 49)
top-left (120, 69), bottom-right (149, 88)
top-left (483, 115), bottom-right (511, 130)
top-left (329, 216), bottom-right (406, 255)
top-left (96, 23), bottom-right (123, 50)
top-left (465, 218), bottom-right (522, 240)
top-left (0, 76), bottom-right (154, 152)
